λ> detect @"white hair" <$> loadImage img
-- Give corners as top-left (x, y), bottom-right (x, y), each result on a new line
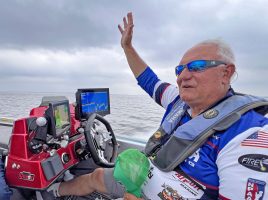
top-left (197, 39), bottom-right (235, 64)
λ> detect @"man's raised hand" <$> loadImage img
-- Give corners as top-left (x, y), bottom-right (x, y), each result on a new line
top-left (118, 12), bottom-right (134, 49)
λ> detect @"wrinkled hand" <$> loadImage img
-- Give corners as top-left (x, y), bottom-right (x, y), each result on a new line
top-left (123, 193), bottom-right (143, 200)
top-left (118, 12), bottom-right (134, 49)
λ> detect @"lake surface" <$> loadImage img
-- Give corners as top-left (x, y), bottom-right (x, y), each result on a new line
top-left (0, 91), bottom-right (164, 142)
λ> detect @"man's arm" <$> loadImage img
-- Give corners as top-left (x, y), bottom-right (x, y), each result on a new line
top-left (118, 12), bottom-right (147, 78)
top-left (58, 174), bottom-right (96, 196)
top-left (48, 169), bottom-right (107, 197)
top-left (118, 12), bottom-right (178, 109)
top-left (124, 193), bottom-right (143, 200)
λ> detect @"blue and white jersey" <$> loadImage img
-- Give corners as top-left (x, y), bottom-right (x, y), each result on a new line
top-left (137, 67), bottom-right (268, 200)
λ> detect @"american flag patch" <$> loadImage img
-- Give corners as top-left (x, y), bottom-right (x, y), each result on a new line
top-left (241, 131), bottom-right (268, 148)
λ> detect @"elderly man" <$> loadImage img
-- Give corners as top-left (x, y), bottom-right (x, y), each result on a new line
top-left (50, 12), bottom-right (268, 199)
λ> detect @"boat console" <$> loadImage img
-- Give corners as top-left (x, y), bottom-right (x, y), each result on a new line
top-left (5, 88), bottom-right (118, 190)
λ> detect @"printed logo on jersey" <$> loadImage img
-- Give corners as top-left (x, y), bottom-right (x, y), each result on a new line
top-left (245, 178), bottom-right (266, 200)
top-left (142, 164), bottom-right (205, 199)
top-left (241, 130), bottom-right (268, 148)
top-left (158, 183), bottom-right (185, 200)
top-left (174, 171), bottom-right (205, 196)
top-left (185, 149), bottom-right (200, 167)
top-left (167, 102), bottom-right (185, 123)
top-left (148, 166), bottom-right (154, 179)
top-left (238, 154), bottom-right (268, 172)
top-left (203, 109), bottom-right (219, 119)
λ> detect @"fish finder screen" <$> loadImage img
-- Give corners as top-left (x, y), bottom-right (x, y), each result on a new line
top-left (76, 88), bottom-right (110, 120)
top-left (54, 103), bottom-right (70, 136)
top-left (45, 100), bottom-right (70, 138)
top-left (81, 92), bottom-right (109, 114)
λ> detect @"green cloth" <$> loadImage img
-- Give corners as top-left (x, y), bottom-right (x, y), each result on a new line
top-left (113, 149), bottom-right (150, 197)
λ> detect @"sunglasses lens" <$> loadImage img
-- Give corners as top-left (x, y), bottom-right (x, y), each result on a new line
top-left (188, 60), bottom-right (206, 72)
top-left (175, 60), bottom-right (225, 76)
top-left (175, 65), bottom-right (184, 76)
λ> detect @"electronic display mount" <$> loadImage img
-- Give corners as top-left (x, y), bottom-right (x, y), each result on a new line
top-left (75, 88), bottom-right (110, 120)
top-left (45, 100), bottom-right (71, 138)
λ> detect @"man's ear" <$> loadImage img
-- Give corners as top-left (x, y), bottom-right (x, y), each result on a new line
top-left (223, 63), bottom-right (235, 84)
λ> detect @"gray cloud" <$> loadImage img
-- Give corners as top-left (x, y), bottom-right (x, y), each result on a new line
top-left (0, 1), bottom-right (116, 48)
top-left (0, 0), bottom-right (267, 96)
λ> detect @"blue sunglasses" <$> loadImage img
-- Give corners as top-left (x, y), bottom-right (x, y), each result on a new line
top-left (175, 60), bottom-right (226, 76)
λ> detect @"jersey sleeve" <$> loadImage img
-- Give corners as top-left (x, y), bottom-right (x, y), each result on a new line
top-left (137, 66), bottom-right (178, 109)
top-left (216, 121), bottom-right (268, 200)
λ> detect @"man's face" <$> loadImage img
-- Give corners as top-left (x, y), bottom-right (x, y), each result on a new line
top-left (177, 44), bottom-right (228, 109)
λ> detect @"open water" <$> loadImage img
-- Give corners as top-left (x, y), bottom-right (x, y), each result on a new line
top-left (0, 91), bottom-right (164, 142)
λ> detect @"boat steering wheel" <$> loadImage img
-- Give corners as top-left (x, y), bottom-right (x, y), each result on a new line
top-left (84, 113), bottom-right (118, 168)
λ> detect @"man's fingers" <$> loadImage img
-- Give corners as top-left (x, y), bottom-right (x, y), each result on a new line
top-left (119, 13), bottom-right (134, 35)
top-left (127, 12), bottom-right (133, 26)
top-left (123, 17), bottom-right (127, 29)
top-left (118, 24), bottom-right (123, 34)
top-left (128, 24), bottom-right (134, 34)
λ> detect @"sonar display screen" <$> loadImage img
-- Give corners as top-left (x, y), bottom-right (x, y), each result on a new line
top-left (54, 103), bottom-right (70, 130)
top-left (45, 100), bottom-right (71, 138)
top-left (81, 90), bottom-right (109, 116)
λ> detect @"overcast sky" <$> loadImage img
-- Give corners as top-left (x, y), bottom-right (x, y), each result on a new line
top-left (0, 0), bottom-right (267, 96)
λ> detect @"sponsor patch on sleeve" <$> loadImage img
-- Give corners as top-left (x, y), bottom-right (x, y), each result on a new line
top-left (245, 178), bottom-right (266, 200)
top-left (238, 154), bottom-right (268, 173)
